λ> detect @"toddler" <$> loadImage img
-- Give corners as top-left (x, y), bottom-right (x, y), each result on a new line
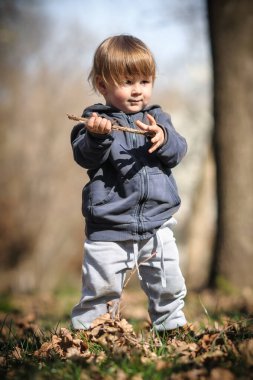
top-left (71, 34), bottom-right (187, 332)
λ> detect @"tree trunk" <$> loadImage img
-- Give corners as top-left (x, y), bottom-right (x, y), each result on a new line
top-left (208, 0), bottom-right (253, 288)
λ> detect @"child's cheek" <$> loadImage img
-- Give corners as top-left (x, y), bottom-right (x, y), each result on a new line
top-left (115, 88), bottom-right (128, 101)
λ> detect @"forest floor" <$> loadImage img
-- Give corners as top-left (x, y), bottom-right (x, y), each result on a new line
top-left (0, 278), bottom-right (253, 380)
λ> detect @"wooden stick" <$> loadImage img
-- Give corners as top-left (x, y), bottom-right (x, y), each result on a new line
top-left (67, 113), bottom-right (153, 136)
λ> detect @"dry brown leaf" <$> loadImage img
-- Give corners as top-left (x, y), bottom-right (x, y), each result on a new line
top-left (131, 375), bottom-right (143, 380)
top-left (89, 326), bottom-right (101, 337)
top-left (34, 341), bottom-right (54, 358)
top-left (196, 349), bottom-right (225, 364)
top-left (65, 346), bottom-right (83, 358)
top-left (171, 340), bottom-right (195, 353)
top-left (188, 342), bottom-right (199, 352)
top-left (171, 368), bottom-right (208, 380)
top-left (2, 313), bottom-right (42, 339)
top-left (113, 369), bottom-right (128, 380)
top-left (0, 356), bottom-right (6, 366)
top-left (239, 338), bottom-right (253, 366)
top-left (51, 334), bottom-right (61, 345)
top-left (59, 327), bottom-right (73, 340)
top-left (72, 338), bottom-right (82, 346)
top-left (95, 351), bottom-right (106, 363)
top-left (103, 326), bottom-right (119, 333)
top-left (90, 313), bottom-right (111, 328)
top-left (210, 367), bottom-right (235, 380)
top-left (34, 331), bottom-right (74, 359)
top-left (16, 313), bottom-right (36, 327)
top-left (117, 318), bottom-right (134, 334)
top-left (155, 359), bottom-right (170, 370)
top-left (85, 315), bottom-right (140, 354)
top-left (198, 333), bottom-right (220, 351)
top-left (12, 346), bottom-right (22, 360)
top-left (97, 334), bottom-right (110, 346)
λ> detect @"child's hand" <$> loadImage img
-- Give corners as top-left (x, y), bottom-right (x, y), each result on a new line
top-left (86, 112), bottom-right (112, 134)
top-left (135, 114), bottom-right (165, 153)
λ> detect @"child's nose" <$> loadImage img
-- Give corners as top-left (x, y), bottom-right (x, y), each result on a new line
top-left (132, 83), bottom-right (142, 94)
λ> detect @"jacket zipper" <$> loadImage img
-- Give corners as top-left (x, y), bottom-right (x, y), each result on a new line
top-left (138, 166), bottom-right (149, 234)
top-left (126, 115), bottom-right (137, 147)
top-left (127, 115), bottom-right (148, 235)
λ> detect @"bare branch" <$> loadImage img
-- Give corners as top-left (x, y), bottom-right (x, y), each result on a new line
top-left (67, 113), bottom-right (153, 136)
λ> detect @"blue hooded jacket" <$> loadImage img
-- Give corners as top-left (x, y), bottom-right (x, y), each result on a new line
top-left (71, 103), bottom-right (187, 241)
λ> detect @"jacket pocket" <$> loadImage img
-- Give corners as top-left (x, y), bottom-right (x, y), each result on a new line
top-left (81, 183), bottom-right (116, 218)
top-left (82, 178), bottom-right (139, 224)
top-left (91, 188), bottom-right (116, 206)
top-left (142, 171), bottom-right (181, 219)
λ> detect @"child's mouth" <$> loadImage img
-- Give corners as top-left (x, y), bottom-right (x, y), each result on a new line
top-left (129, 99), bottom-right (142, 104)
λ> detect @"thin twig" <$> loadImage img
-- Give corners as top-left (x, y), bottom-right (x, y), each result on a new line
top-left (67, 113), bottom-right (153, 136)
top-left (123, 250), bottom-right (157, 291)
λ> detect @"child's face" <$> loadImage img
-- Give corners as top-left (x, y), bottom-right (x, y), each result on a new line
top-left (99, 77), bottom-right (153, 114)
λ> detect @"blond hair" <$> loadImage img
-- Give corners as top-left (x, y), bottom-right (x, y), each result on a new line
top-left (88, 35), bottom-right (156, 91)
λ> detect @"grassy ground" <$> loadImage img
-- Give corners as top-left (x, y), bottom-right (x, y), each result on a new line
top-left (0, 281), bottom-right (253, 380)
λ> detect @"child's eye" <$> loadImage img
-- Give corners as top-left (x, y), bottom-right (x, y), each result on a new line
top-left (141, 79), bottom-right (151, 85)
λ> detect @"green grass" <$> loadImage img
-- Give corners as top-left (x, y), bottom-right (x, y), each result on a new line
top-left (0, 289), bottom-right (253, 380)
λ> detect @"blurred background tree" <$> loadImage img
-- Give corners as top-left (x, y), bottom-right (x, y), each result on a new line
top-left (0, 0), bottom-right (50, 276)
top-left (207, 0), bottom-right (253, 289)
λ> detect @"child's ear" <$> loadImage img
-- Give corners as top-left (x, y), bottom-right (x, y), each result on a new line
top-left (96, 77), bottom-right (107, 95)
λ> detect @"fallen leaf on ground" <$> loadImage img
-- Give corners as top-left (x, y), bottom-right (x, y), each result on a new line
top-left (239, 338), bottom-right (253, 366)
top-left (210, 367), bottom-right (235, 380)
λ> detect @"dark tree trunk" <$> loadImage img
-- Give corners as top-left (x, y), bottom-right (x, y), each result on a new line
top-left (207, 0), bottom-right (253, 288)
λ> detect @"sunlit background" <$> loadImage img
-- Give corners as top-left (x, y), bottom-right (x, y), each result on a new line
top-left (0, 0), bottom-right (214, 294)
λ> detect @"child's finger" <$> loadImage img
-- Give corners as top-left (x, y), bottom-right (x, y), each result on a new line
top-left (135, 120), bottom-right (149, 130)
top-left (135, 120), bottom-right (156, 136)
top-left (148, 141), bottom-right (160, 153)
top-left (99, 118), bottom-right (112, 133)
top-left (146, 113), bottom-right (156, 126)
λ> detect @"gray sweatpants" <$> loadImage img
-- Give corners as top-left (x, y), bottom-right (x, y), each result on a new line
top-left (71, 221), bottom-right (187, 331)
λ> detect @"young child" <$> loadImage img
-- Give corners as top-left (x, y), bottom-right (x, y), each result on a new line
top-left (71, 34), bottom-right (188, 332)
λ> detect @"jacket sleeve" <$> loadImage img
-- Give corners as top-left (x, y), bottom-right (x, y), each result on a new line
top-left (70, 123), bottom-right (114, 169)
top-left (152, 109), bottom-right (187, 168)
